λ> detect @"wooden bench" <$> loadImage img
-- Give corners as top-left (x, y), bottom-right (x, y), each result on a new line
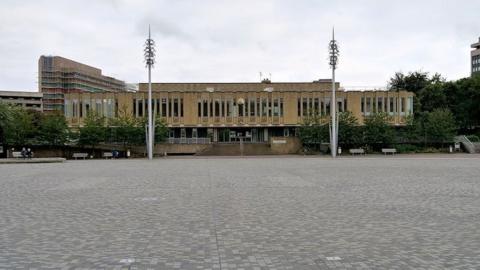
top-left (382, 148), bottom-right (397, 155)
top-left (72, 153), bottom-right (88, 160)
top-left (349, 148), bottom-right (365, 155)
top-left (103, 152), bottom-right (113, 159)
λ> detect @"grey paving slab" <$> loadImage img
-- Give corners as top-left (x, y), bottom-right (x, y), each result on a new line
top-left (0, 156), bottom-right (479, 269)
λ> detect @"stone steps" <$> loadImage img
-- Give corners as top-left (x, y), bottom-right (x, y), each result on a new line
top-left (197, 143), bottom-right (273, 156)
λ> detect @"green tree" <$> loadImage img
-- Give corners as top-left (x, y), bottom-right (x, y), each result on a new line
top-left (424, 109), bottom-right (456, 146)
top-left (363, 113), bottom-right (395, 150)
top-left (418, 83), bottom-right (448, 112)
top-left (78, 112), bottom-right (106, 150)
top-left (401, 114), bottom-right (423, 143)
top-left (337, 111), bottom-right (361, 147)
top-left (445, 76), bottom-right (480, 129)
top-left (388, 71), bottom-right (446, 114)
top-left (298, 112), bottom-right (328, 150)
top-left (0, 103), bottom-right (13, 130)
top-left (38, 113), bottom-right (69, 146)
top-left (0, 104), bottom-right (38, 146)
top-left (5, 108), bottom-right (34, 146)
top-left (108, 109), bottom-right (144, 150)
top-left (0, 103), bottom-right (14, 147)
top-left (389, 71), bottom-right (443, 95)
top-left (154, 117), bottom-right (169, 143)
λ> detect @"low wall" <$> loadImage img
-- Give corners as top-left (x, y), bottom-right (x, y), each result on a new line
top-left (154, 144), bottom-right (211, 155)
top-left (269, 137), bottom-right (302, 154)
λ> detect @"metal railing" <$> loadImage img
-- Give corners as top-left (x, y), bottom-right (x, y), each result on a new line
top-left (168, 138), bottom-right (211, 144)
top-left (455, 135), bottom-right (476, 154)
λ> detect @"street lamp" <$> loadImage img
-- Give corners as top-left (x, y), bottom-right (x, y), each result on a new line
top-left (329, 28), bottom-right (339, 158)
top-left (144, 25), bottom-right (155, 160)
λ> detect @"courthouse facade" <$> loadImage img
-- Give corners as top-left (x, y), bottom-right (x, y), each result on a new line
top-left (64, 81), bottom-right (413, 143)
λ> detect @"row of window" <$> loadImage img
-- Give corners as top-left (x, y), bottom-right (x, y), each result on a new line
top-left (361, 96), bottom-right (413, 114)
top-left (41, 71), bottom-right (125, 89)
top-left (472, 55), bottom-right (480, 64)
top-left (197, 98), bottom-right (284, 118)
top-left (133, 98), bottom-right (184, 118)
top-left (297, 97), bottom-right (346, 117)
top-left (65, 99), bottom-right (117, 118)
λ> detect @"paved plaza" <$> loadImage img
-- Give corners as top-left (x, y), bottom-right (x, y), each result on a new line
top-left (1, 155), bottom-right (480, 269)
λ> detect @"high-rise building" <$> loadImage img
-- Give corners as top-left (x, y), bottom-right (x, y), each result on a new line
top-left (471, 37), bottom-right (480, 76)
top-left (38, 56), bottom-right (126, 112)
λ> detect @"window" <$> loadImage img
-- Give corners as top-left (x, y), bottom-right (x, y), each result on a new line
top-left (389, 97), bottom-right (394, 113)
top-left (133, 99), bottom-right (137, 117)
top-left (280, 98), bottom-right (284, 117)
top-left (64, 99), bottom-right (70, 117)
top-left (268, 98), bottom-right (272, 117)
top-left (161, 98), bottom-right (167, 117)
top-left (250, 99), bottom-right (255, 116)
top-left (85, 101), bottom-right (90, 115)
top-left (96, 99), bottom-right (103, 115)
top-left (313, 98), bottom-right (319, 114)
top-left (203, 99), bottom-right (208, 117)
top-left (170, 98), bottom-right (178, 117)
top-left (262, 98), bottom-right (267, 116)
top-left (302, 98), bottom-right (308, 116)
top-left (209, 100), bottom-right (213, 117)
top-left (366, 97), bottom-right (371, 113)
top-left (378, 97), bottom-right (383, 112)
top-left (325, 98), bottom-right (331, 115)
top-left (215, 100), bottom-right (220, 117)
top-left (401, 97), bottom-right (405, 113)
top-left (255, 98), bottom-right (260, 116)
top-left (226, 99), bottom-right (232, 117)
top-left (273, 98), bottom-right (279, 116)
top-left (180, 98), bottom-right (184, 117)
top-left (238, 100), bottom-right (244, 117)
top-left (72, 100), bottom-right (78, 117)
top-left (297, 98), bottom-right (301, 116)
top-left (408, 97), bottom-right (413, 114)
top-left (198, 100), bottom-right (202, 117)
top-left (221, 100), bottom-right (225, 117)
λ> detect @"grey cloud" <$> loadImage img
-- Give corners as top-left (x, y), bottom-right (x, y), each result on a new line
top-left (0, 0), bottom-right (479, 91)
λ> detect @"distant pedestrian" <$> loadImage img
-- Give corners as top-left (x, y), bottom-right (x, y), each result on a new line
top-left (21, 147), bottom-right (27, 159)
top-left (27, 148), bottom-right (32, 159)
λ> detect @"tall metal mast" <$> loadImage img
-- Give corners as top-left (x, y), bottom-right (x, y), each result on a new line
top-left (329, 28), bottom-right (339, 158)
top-left (144, 25), bottom-right (155, 160)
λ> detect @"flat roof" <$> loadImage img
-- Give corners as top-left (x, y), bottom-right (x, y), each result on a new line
top-left (472, 38), bottom-right (480, 49)
top-left (138, 81), bottom-right (339, 92)
top-left (0, 91), bottom-right (43, 98)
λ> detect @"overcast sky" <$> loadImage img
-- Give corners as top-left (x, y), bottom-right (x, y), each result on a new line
top-left (0, 0), bottom-right (478, 91)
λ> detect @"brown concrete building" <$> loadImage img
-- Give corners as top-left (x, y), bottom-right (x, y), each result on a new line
top-left (0, 91), bottom-right (43, 112)
top-left (38, 56), bottom-right (126, 112)
top-left (472, 37), bottom-right (480, 76)
top-left (64, 81), bottom-right (413, 143)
